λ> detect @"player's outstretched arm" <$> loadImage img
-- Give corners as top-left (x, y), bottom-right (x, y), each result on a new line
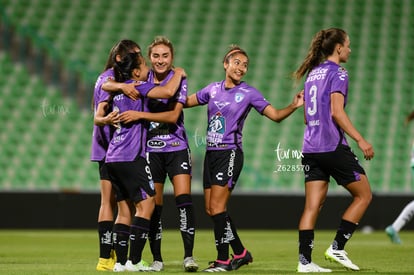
top-left (263, 90), bottom-right (304, 123)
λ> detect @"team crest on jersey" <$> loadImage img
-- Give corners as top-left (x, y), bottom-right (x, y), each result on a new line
top-left (235, 93), bottom-right (244, 103)
top-left (214, 101), bottom-right (230, 110)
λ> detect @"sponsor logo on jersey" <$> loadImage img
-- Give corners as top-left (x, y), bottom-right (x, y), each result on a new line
top-left (147, 140), bottom-right (166, 149)
top-left (210, 87), bottom-right (218, 98)
top-left (149, 121), bottom-right (160, 131)
top-left (181, 162), bottom-right (189, 170)
top-left (207, 112), bottom-right (225, 146)
top-left (214, 101), bottom-right (230, 109)
top-left (338, 67), bottom-right (348, 81)
top-left (208, 112), bottom-right (225, 134)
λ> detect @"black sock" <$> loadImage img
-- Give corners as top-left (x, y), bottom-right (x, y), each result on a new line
top-left (129, 216), bottom-right (150, 264)
top-left (98, 221), bottom-right (114, 259)
top-left (176, 194), bottom-right (196, 258)
top-left (212, 212), bottom-right (230, 261)
top-left (226, 214), bottom-right (244, 255)
top-left (113, 223), bottom-right (130, 265)
top-left (298, 230), bottom-right (314, 264)
top-left (149, 205), bottom-right (163, 262)
top-left (333, 219), bottom-right (357, 250)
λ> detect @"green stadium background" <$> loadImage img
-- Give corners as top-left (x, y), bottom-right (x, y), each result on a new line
top-left (0, 0), bottom-right (413, 196)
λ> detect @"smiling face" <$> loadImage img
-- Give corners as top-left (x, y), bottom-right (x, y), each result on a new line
top-left (224, 53), bottom-right (249, 86)
top-left (149, 44), bottom-right (173, 77)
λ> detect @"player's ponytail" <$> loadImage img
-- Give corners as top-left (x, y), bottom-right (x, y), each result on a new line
top-left (292, 28), bottom-right (347, 82)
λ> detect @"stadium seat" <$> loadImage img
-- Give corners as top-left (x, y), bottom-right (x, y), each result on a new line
top-left (0, 0), bottom-right (412, 194)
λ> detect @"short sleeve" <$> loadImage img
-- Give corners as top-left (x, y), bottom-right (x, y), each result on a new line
top-left (176, 78), bottom-right (188, 105)
top-left (250, 88), bottom-right (271, 114)
top-left (196, 83), bottom-right (214, 105)
top-left (330, 67), bottom-right (348, 97)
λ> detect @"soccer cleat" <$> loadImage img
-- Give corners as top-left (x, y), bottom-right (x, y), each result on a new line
top-left (385, 225), bottom-right (402, 244)
top-left (150, 260), bottom-right (164, 272)
top-left (230, 249), bottom-right (253, 270)
top-left (324, 245), bottom-right (360, 271)
top-left (297, 262), bottom-right (332, 273)
top-left (113, 262), bottom-right (127, 272)
top-left (125, 259), bottom-right (151, 271)
top-left (202, 260), bottom-right (232, 272)
top-left (96, 257), bottom-right (115, 271)
top-left (183, 256), bottom-right (199, 272)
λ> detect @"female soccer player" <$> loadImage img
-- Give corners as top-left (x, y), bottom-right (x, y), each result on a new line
top-left (103, 51), bottom-right (186, 272)
top-left (385, 110), bottom-right (414, 244)
top-left (144, 36), bottom-right (197, 272)
top-left (292, 28), bottom-right (374, 273)
top-left (186, 45), bottom-right (303, 272)
top-left (91, 39), bottom-right (141, 271)
top-left (102, 36), bottom-right (198, 272)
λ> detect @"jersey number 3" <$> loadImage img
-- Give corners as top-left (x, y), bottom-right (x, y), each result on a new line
top-left (307, 84), bottom-right (317, 116)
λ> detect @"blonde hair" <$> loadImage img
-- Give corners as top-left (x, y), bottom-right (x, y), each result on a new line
top-left (147, 35), bottom-right (174, 58)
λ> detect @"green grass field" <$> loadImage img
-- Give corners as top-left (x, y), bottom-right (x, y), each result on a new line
top-left (0, 229), bottom-right (412, 274)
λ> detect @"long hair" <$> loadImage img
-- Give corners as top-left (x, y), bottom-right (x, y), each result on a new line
top-left (103, 39), bottom-right (141, 71)
top-left (292, 28), bottom-right (347, 82)
top-left (113, 52), bottom-right (141, 82)
top-left (92, 40), bottom-right (141, 112)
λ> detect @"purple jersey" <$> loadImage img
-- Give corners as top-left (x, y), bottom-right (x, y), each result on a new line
top-left (146, 70), bottom-right (189, 152)
top-left (90, 68), bottom-right (115, 162)
top-left (196, 81), bottom-right (270, 151)
top-left (105, 80), bottom-right (156, 162)
top-left (302, 60), bottom-right (349, 153)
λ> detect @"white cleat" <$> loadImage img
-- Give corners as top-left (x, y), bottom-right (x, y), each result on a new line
top-left (325, 245), bottom-right (360, 271)
top-left (183, 256), bottom-right (199, 272)
top-left (297, 262), bottom-right (332, 273)
top-left (150, 260), bottom-right (164, 271)
top-left (125, 259), bottom-right (151, 271)
top-left (113, 262), bottom-right (127, 272)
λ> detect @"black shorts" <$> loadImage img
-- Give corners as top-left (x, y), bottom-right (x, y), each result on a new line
top-left (203, 148), bottom-right (243, 190)
top-left (98, 161), bottom-right (110, 181)
top-left (147, 148), bottom-right (192, 183)
top-left (302, 144), bottom-right (366, 186)
top-left (107, 157), bottom-right (155, 203)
